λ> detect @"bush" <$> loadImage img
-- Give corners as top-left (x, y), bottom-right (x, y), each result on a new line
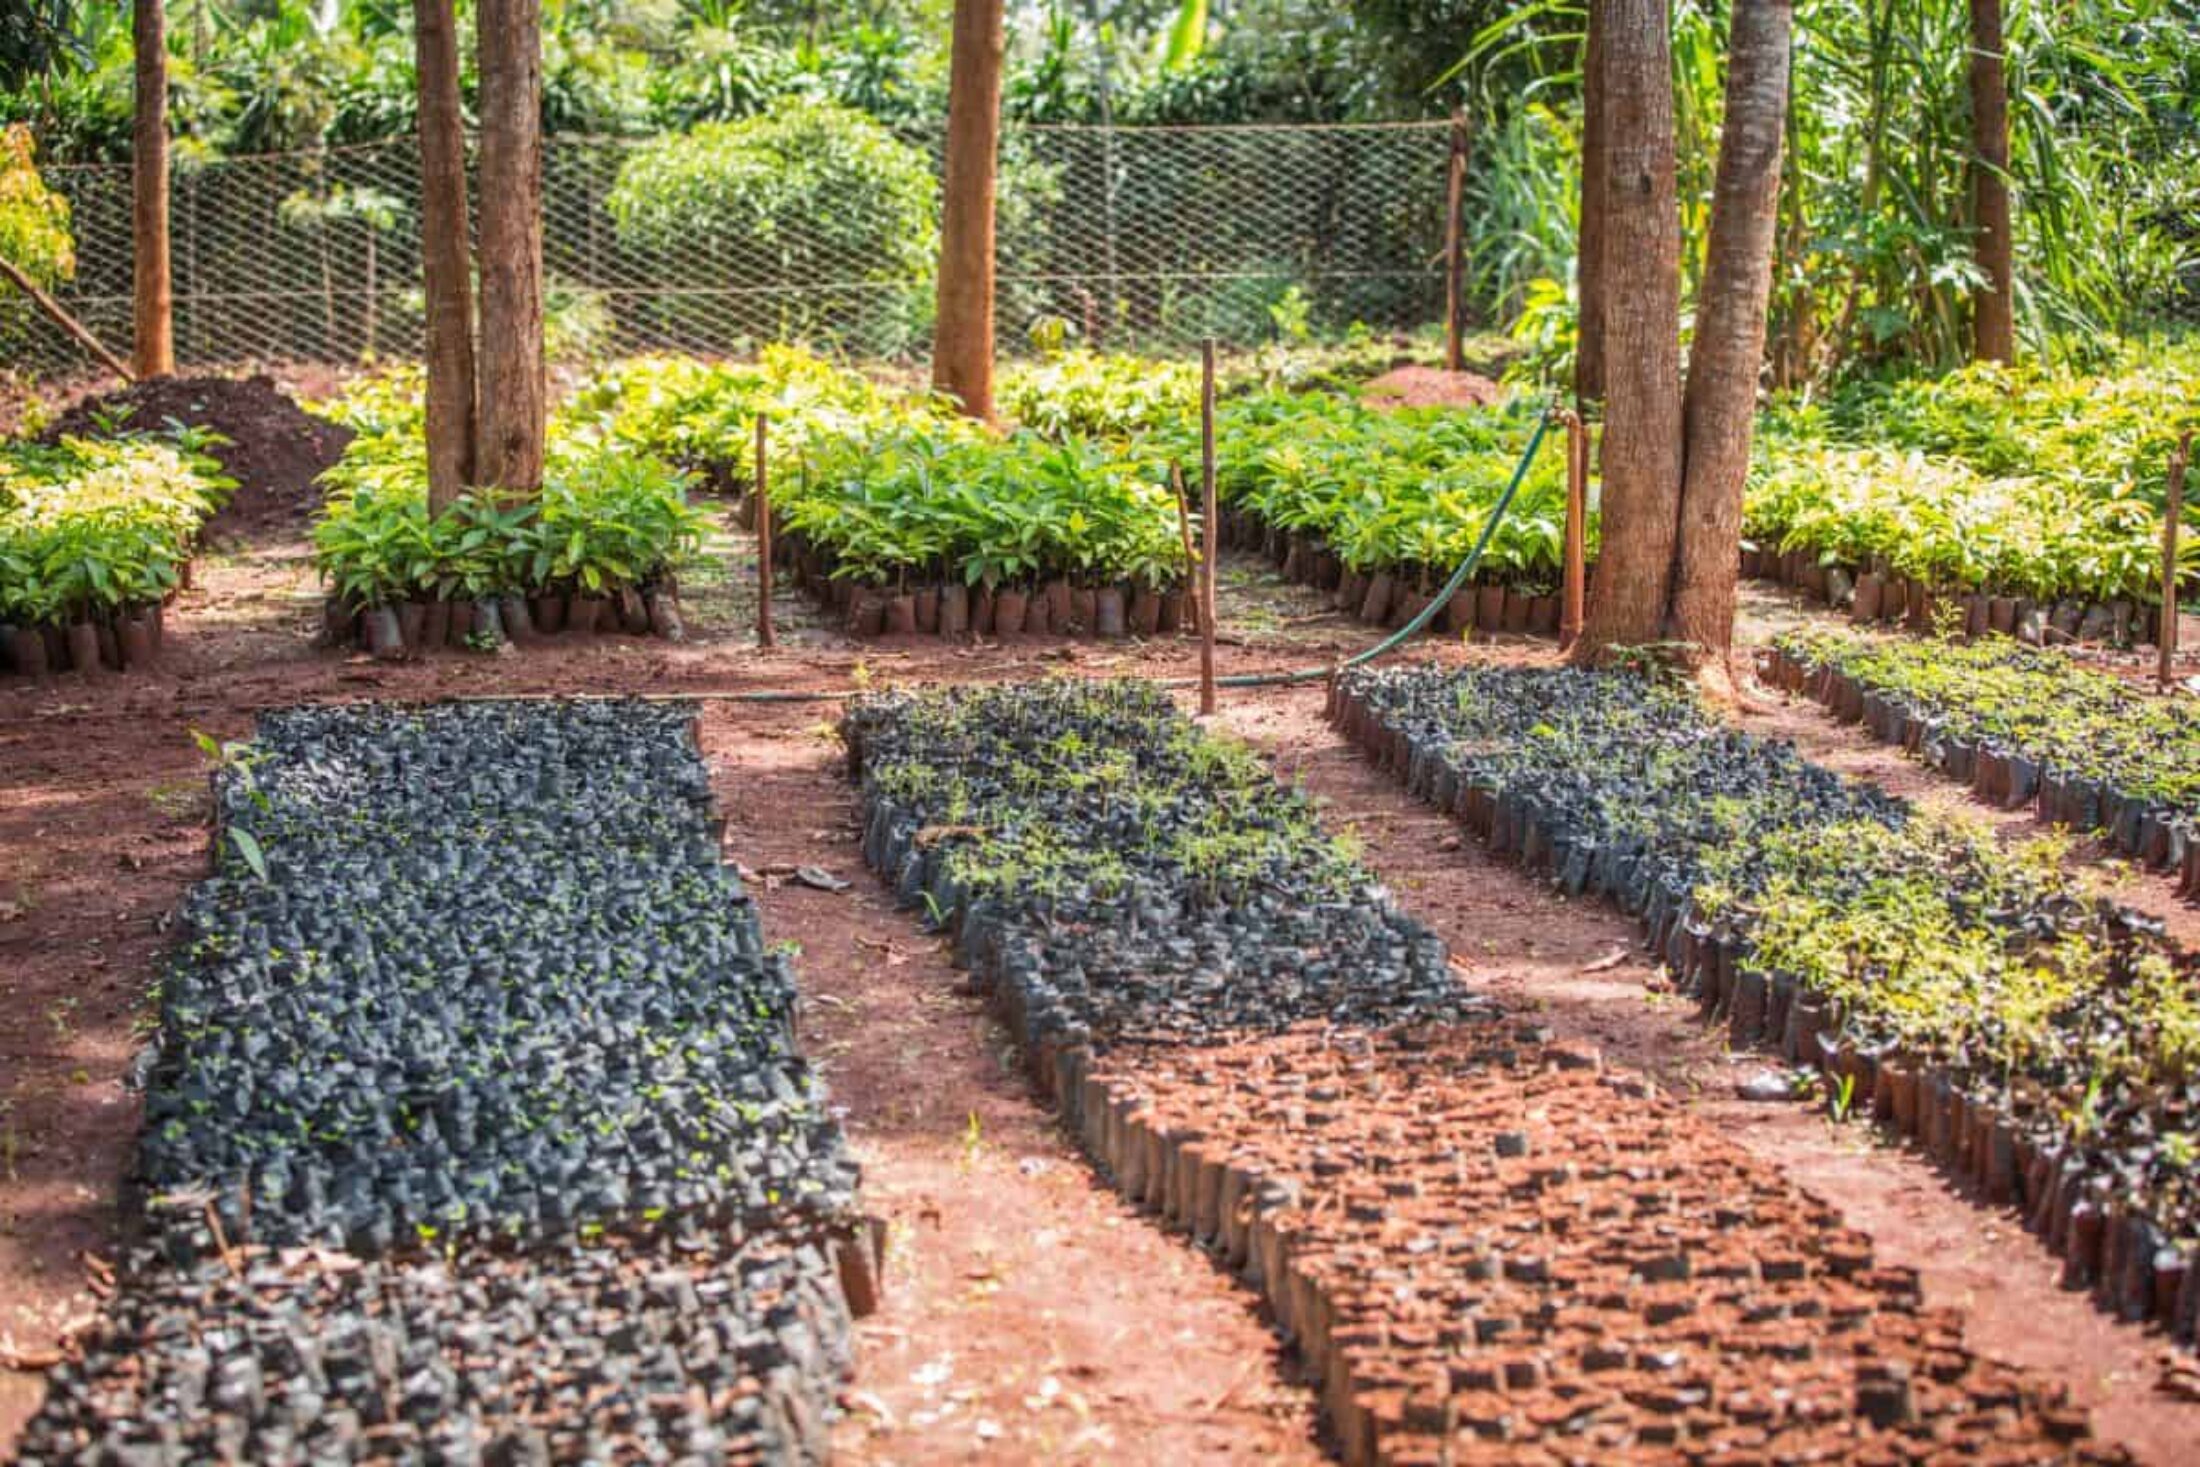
top-left (605, 101), bottom-right (938, 356)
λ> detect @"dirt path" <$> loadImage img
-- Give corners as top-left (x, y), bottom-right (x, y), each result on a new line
top-left (1218, 682), bottom-right (2200, 1464)
top-left (705, 706), bottom-right (1325, 1463)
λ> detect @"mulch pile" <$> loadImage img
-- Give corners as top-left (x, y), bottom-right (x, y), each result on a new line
top-left (45, 375), bottom-right (351, 539)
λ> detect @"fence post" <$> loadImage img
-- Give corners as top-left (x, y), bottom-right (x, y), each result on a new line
top-left (1444, 108), bottom-right (1469, 374)
top-left (1560, 409), bottom-right (1587, 650)
top-left (755, 413), bottom-right (775, 651)
top-left (2161, 428), bottom-right (2190, 690)
top-left (1200, 338), bottom-right (1218, 717)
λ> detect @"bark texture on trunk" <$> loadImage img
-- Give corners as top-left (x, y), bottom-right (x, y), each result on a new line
top-left (131, 0), bottom-right (174, 379)
top-left (1574, 1), bottom-right (1608, 405)
top-left (1967, 0), bottom-right (2015, 363)
top-left (475, 0), bottom-right (547, 494)
top-left (1572, 0), bottom-right (1681, 656)
top-left (932, 0), bottom-right (1006, 422)
top-left (413, 0), bottom-right (475, 511)
top-left (1669, 0), bottom-right (1793, 665)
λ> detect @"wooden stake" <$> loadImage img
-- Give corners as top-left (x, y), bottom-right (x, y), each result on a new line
top-left (1560, 409), bottom-right (1588, 650)
top-left (0, 254), bottom-right (134, 385)
top-left (1199, 339), bottom-right (1218, 717)
top-left (2160, 428), bottom-right (2190, 690)
top-left (1444, 108), bottom-right (1468, 374)
top-left (1170, 464), bottom-right (1201, 635)
top-left (755, 413), bottom-right (775, 650)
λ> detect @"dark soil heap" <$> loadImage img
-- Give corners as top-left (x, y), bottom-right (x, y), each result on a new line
top-left (44, 375), bottom-right (351, 539)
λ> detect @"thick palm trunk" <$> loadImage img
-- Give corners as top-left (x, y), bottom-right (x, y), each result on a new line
top-left (932, 0), bottom-right (1005, 422)
top-left (1573, 1), bottom-right (1607, 405)
top-left (1967, 0), bottom-right (2014, 362)
top-left (1571, 0), bottom-right (1680, 656)
top-left (412, 0), bottom-right (475, 511)
top-left (131, 0), bottom-right (174, 379)
top-left (475, 0), bottom-right (547, 495)
top-left (1669, 0), bottom-right (1793, 668)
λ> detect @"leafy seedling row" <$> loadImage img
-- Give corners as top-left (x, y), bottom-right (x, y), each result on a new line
top-left (1333, 663), bottom-right (2200, 1344)
top-left (1765, 628), bottom-right (2200, 895)
top-left (844, 679), bottom-right (1483, 1063)
top-left (24, 697), bottom-right (877, 1462)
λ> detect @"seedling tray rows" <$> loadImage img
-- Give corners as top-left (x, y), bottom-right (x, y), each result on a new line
top-left (21, 698), bottom-right (875, 1462)
top-left (1764, 629), bottom-right (2200, 896)
top-left (845, 679), bottom-right (2119, 1461)
top-left (1332, 664), bottom-right (2200, 1345)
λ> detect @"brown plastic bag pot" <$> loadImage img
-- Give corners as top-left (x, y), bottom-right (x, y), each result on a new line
top-left (1739, 546), bottom-right (1763, 578)
top-left (1501, 588), bottom-right (1532, 634)
top-left (1129, 586), bottom-right (1162, 636)
top-left (118, 613), bottom-right (157, 669)
top-left (1094, 587), bottom-right (1127, 637)
top-left (446, 600), bottom-right (478, 646)
top-left (1045, 578), bottom-right (1073, 629)
top-left (63, 621), bottom-right (102, 675)
top-left (1529, 594), bottom-right (1559, 635)
top-left (618, 587), bottom-right (652, 634)
top-left (993, 588), bottom-right (1028, 637)
top-left (421, 598), bottom-right (453, 650)
top-left (1441, 590), bottom-right (1474, 635)
top-left (320, 595), bottom-right (356, 649)
top-left (1335, 570), bottom-right (1367, 613)
top-left (1357, 571), bottom-right (1394, 625)
top-left (1850, 573), bottom-right (1883, 622)
top-left (853, 591), bottom-right (888, 638)
top-left (939, 583), bottom-right (970, 637)
top-left (397, 600), bottom-right (429, 655)
top-left (562, 594), bottom-right (598, 636)
top-left (646, 590), bottom-right (687, 642)
top-left (1023, 591), bottom-right (1053, 635)
top-left (1476, 583), bottom-right (1506, 629)
top-left (1988, 595), bottom-right (2017, 634)
top-left (971, 587), bottom-right (995, 635)
top-left (885, 594), bottom-right (918, 636)
top-left (530, 592), bottom-right (566, 635)
top-left (1068, 586), bottom-right (1096, 635)
top-left (95, 619), bottom-right (122, 670)
top-left (1158, 589), bottom-right (1185, 634)
top-left (7, 624), bottom-right (50, 677)
top-left (913, 587), bottom-right (939, 634)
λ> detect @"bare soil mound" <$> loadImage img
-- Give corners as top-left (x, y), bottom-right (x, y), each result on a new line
top-left (45, 374), bottom-right (351, 539)
top-left (1361, 363), bottom-right (1506, 409)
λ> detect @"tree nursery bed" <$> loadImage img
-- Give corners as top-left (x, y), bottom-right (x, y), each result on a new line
top-left (1763, 628), bottom-right (2200, 896)
top-left (843, 677), bottom-right (2132, 1462)
top-left (12, 698), bottom-right (878, 1463)
top-left (1332, 662), bottom-right (2200, 1349)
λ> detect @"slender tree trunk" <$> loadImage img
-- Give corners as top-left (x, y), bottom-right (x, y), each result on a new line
top-left (131, 0), bottom-right (174, 379)
top-left (1571, 0), bottom-right (1681, 657)
top-left (932, 0), bottom-right (1005, 421)
top-left (475, 0), bottom-right (547, 495)
top-left (412, 0), bottom-right (475, 512)
top-left (1574, 0), bottom-right (1608, 404)
top-left (1967, 0), bottom-right (2014, 362)
top-left (1669, 0), bottom-right (1793, 674)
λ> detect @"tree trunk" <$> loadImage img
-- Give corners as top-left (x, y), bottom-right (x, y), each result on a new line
top-left (412, 0), bottom-right (475, 511)
top-left (1571, 0), bottom-right (1681, 657)
top-left (131, 0), bottom-right (174, 379)
top-left (1668, 0), bottom-right (1793, 671)
top-left (1573, 0), bottom-right (1608, 404)
top-left (932, 0), bottom-right (1005, 422)
top-left (1967, 0), bottom-right (2014, 363)
top-left (475, 0), bottom-right (547, 495)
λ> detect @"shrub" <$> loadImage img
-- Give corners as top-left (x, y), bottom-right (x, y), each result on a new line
top-left (605, 101), bottom-right (937, 355)
top-left (0, 437), bottom-right (226, 628)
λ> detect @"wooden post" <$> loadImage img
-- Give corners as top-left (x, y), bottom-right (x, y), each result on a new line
top-left (1560, 409), bottom-right (1587, 650)
top-left (2160, 428), bottom-right (2190, 690)
top-left (1444, 107), bottom-right (1468, 374)
top-left (0, 255), bottom-right (133, 384)
top-left (755, 414), bottom-right (775, 650)
top-left (1199, 339), bottom-right (1218, 716)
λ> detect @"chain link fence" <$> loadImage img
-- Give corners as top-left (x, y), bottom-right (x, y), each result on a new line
top-left (6, 119), bottom-right (1453, 377)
